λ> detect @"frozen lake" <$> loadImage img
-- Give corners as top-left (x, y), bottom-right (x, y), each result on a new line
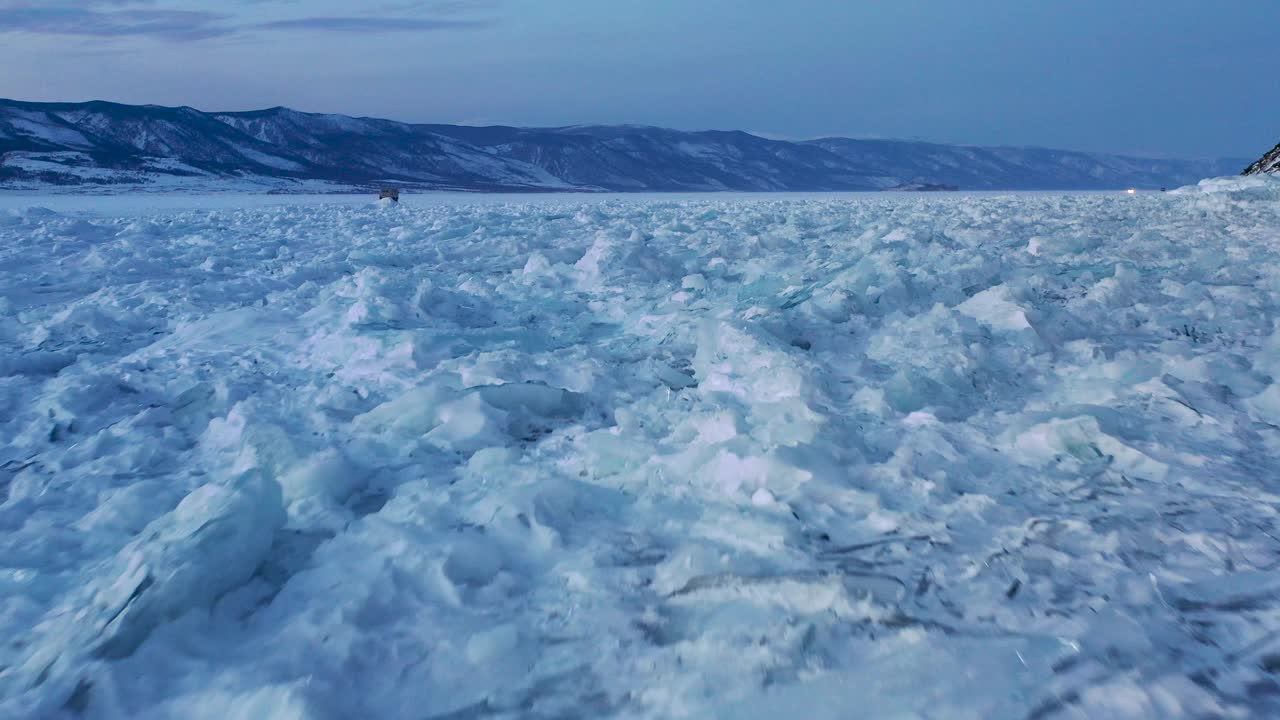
top-left (0, 188), bottom-right (1123, 216)
top-left (2, 177), bottom-right (1279, 718)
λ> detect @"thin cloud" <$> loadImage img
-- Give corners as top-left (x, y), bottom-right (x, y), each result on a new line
top-left (254, 16), bottom-right (491, 32)
top-left (378, 0), bottom-right (500, 13)
top-left (0, 6), bottom-right (233, 40)
top-left (0, 0), bottom-right (161, 6)
top-left (0, 0), bottom-right (498, 41)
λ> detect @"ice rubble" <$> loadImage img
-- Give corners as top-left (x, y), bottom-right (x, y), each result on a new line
top-left (2, 178), bottom-right (1280, 718)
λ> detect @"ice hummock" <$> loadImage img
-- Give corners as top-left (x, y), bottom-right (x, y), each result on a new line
top-left (3, 178), bottom-right (1280, 718)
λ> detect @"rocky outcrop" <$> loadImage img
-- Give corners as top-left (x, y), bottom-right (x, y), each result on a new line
top-left (1243, 143), bottom-right (1280, 175)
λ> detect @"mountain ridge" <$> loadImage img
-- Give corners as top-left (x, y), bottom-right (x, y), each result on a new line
top-left (1243, 142), bottom-right (1280, 175)
top-left (0, 99), bottom-right (1248, 192)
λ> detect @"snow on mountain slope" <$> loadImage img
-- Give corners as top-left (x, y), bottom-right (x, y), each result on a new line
top-left (0, 101), bottom-right (326, 188)
top-left (809, 137), bottom-right (1246, 190)
top-left (0, 99), bottom-right (1246, 192)
top-left (4, 179), bottom-right (1280, 718)
top-left (418, 124), bottom-right (883, 191)
top-left (1244, 142), bottom-right (1280, 175)
top-left (2, 109), bottom-right (94, 149)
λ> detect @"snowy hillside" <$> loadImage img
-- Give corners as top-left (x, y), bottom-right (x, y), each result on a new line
top-left (809, 137), bottom-right (1244, 191)
top-left (0, 99), bottom-right (1245, 192)
top-left (1244, 142), bottom-right (1280, 175)
top-left (4, 179), bottom-right (1280, 718)
top-left (0, 102), bottom-right (331, 191)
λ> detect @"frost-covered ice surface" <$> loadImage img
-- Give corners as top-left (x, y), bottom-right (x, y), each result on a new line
top-left (4, 179), bottom-right (1280, 719)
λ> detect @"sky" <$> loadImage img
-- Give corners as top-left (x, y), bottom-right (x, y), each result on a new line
top-left (0, 0), bottom-right (1276, 159)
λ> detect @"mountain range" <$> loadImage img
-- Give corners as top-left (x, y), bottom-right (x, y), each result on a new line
top-left (0, 99), bottom-right (1249, 193)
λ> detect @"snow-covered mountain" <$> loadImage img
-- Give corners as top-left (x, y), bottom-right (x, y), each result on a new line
top-left (807, 137), bottom-right (1242, 191)
top-left (1243, 142), bottom-right (1280, 175)
top-left (0, 99), bottom-right (1246, 192)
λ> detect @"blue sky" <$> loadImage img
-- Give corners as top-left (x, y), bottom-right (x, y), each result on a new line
top-left (0, 0), bottom-right (1275, 158)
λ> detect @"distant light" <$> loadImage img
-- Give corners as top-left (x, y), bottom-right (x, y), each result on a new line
top-left (1126, 188), bottom-right (1137, 195)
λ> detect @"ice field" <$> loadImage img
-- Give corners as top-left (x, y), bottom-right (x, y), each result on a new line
top-left (3, 178), bottom-right (1280, 718)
